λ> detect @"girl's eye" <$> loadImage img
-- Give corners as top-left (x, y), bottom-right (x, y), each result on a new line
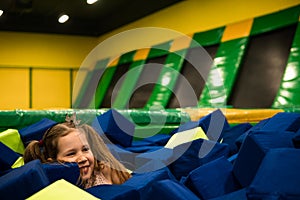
top-left (83, 146), bottom-right (90, 152)
top-left (66, 152), bottom-right (75, 156)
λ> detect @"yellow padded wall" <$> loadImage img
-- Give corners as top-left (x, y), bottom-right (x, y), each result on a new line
top-left (32, 69), bottom-right (71, 109)
top-left (0, 68), bottom-right (29, 109)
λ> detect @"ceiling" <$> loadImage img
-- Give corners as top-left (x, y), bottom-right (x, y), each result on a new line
top-left (0, 0), bottom-right (183, 37)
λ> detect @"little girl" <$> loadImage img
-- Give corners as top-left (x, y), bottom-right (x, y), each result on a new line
top-left (23, 116), bottom-right (131, 188)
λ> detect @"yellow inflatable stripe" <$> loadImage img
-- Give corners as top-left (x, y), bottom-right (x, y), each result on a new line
top-left (26, 179), bottom-right (99, 200)
top-left (182, 108), bottom-right (284, 124)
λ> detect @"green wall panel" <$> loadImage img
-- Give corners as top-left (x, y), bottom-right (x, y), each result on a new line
top-left (192, 27), bottom-right (225, 47)
top-left (94, 66), bottom-right (117, 108)
top-left (73, 59), bottom-right (109, 108)
top-left (112, 60), bottom-right (146, 109)
top-left (145, 49), bottom-right (188, 109)
top-left (273, 22), bottom-right (300, 108)
top-left (251, 5), bottom-right (300, 35)
top-left (118, 50), bottom-right (137, 65)
top-left (147, 40), bottom-right (173, 59)
top-left (199, 37), bottom-right (249, 107)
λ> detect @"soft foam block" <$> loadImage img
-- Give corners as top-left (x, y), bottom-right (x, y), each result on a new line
top-left (169, 138), bottom-right (229, 180)
top-left (183, 156), bottom-right (240, 199)
top-left (27, 179), bottom-right (98, 200)
top-left (92, 109), bottom-right (135, 147)
top-left (147, 179), bottom-right (200, 200)
top-left (42, 162), bottom-right (80, 185)
top-left (19, 118), bottom-right (57, 146)
top-left (171, 109), bottom-right (230, 142)
top-left (0, 142), bottom-right (21, 172)
top-left (0, 129), bottom-right (24, 154)
top-left (233, 130), bottom-right (295, 187)
top-left (86, 184), bottom-right (140, 200)
top-left (123, 167), bottom-right (175, 200)
top-left (247, 148), bottom-right (300, 199)
top-left (0, 160), bottom-right (50, 200)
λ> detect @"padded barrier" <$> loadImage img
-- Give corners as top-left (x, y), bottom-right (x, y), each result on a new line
top-left (182, 107), bottom-right (283, 124)
top-left (0, 109), bottom-right (190, 133)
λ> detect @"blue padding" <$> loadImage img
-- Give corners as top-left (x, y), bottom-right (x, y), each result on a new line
top-left (170, 121), bottom-right (199, 135)
top-left (0, 142), bottom-right (20, 171)
top-left (235, 118), bottom-right (269, 150)
top-left (236, 112), bottom-right (300, 149)
top-left (210, 188), bottom-right (247, 200)
top-left (42, 162), bottom-right (80, 185)
top-left (171, 109), bottom-right (230, 142)
top-left (123, 167), bottom-right (175, 200)
top-left (124, 145), bottom-right (162, 153)
top-left (198, 109), bottom-right (230, 142)
top-left (222, 123), bottom-right (252, 155)
top-left (183, 156), bottom-right (241, 199)
top-left (19, 118), bottom-right (57, 145)
top-left (132, 134), bottom-right (171, 147)
top-left (247, 148), bottom-right (300, 199)
top-left (292, 128), bottom-right (300, 148)
top-left (86, 184), bottom-right (140, 200)
top-left (147, 179), bottom-right (200, 200)
top-left (134, 148), bottom-right (173, 173)
top-left (92, 109), bottom-right (135, 147)
top-left (0, 160), bottom-right (50, 200)
top-left (169, 138), bottom-right (230, 180)
top-left (233, 130), bottom-right (295, 187)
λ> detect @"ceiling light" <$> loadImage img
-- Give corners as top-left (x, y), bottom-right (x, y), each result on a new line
top-left (58, 14), bottom-right (69, 23)
top-left (87, 0), bottom-right (98, 5)
top-left (0, 10), bottom-right (3, 17)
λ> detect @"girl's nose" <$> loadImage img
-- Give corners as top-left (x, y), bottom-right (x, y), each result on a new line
top-left (76, 155), bottom-right (87, 164)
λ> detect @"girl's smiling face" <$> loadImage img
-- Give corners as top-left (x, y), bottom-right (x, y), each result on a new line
top-left (56, 130), bottom-right (95, 181)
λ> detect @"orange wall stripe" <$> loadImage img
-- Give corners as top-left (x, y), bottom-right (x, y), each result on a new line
top-left (133, 48), bottom-right (150, 61)
top-left (107, 55), bottom-right (120, 67)
top-left (169, 34), bottom-right (193, 52)
top-left (221, 19), bottom-right (254, 42)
